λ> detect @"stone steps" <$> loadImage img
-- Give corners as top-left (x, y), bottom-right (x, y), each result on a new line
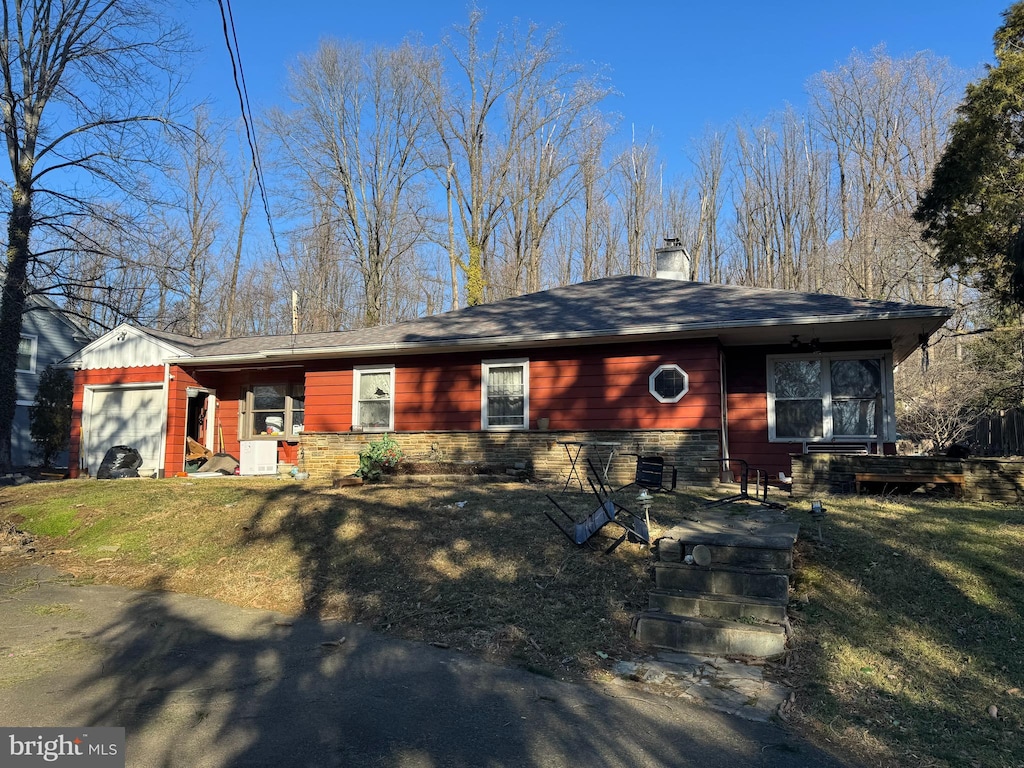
top-left (634, 612), bottom-right (787, 657)
top-left (653, 561), bottom-right (790, 601)
top-left (634, 509), bottom-right (798, 658)
top-left (657, 535), bottom-right (793, 569)
top-left (648, 588), bottom-right (787, 622)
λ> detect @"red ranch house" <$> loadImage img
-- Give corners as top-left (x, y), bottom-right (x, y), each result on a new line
top-left (62, 268), bottom-right (951, 486)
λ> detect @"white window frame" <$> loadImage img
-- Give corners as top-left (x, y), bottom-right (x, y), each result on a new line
top-left (481, 358), bottom-right (529, 430)
top-left (766, 352), bottom-right (895, 443)
top-left (16, 335), bottom-right (37, 373)
top-left (352, 365), bottom-right (396, 432)
top-left (649, 364), bottom-right (689, 403)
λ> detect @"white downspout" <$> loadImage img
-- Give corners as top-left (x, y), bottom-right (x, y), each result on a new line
top-left (158, 363), bottom-right (170, 478)
top-left (719, 348), bottom-right (730, 462)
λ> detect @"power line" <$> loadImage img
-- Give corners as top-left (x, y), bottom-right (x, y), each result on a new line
top-left (216, 0), bottom-right (294, 296)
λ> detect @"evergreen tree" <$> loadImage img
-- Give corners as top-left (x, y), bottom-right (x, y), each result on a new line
top-left (29, 367), bottom-right (74, 468)
top-left (915, 2), bottom-right (1024, 308)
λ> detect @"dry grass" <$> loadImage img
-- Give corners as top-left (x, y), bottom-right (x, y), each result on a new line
top-left (5, 477), bottom-right (1022, 767)
top-left (0, 477), bottom-right (700, 680)
top-left (784, 494), bottom-right (1024, 768)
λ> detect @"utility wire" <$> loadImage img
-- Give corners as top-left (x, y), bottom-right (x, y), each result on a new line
top-left (216, 0), bottom-right (295, 298)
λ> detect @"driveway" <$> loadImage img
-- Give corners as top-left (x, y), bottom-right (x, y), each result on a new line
top-left (0, 564), bottom-right (850, 768)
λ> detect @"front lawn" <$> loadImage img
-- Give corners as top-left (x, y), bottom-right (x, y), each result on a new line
top-left (1, 477), bottom-right (1021, 767)
top-left (0, 478), bottom-right (680, 680)
top-left (785, 495), bottom-right (1023, 768)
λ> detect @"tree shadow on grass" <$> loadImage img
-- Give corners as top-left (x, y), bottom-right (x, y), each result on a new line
top-left (37, 484), bottom-right (848, 767)
top-left (786, 497), bottom-right (1024, 767)
top-left (238, 483), bottom-right (657, 666)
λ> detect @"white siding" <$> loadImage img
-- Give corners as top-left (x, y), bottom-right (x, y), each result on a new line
top-left (71, 326), bottom-right (189, 370)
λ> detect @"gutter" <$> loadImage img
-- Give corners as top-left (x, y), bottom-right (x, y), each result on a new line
top-left (166, 307), bottom-right (952, 368)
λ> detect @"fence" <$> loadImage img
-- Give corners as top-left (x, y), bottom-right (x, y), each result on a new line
top-left (972, 408), bottom-right (1024, 457)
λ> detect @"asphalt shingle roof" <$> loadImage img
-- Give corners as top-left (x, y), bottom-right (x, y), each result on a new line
top-left (161, 276), bottom-right (950, 361)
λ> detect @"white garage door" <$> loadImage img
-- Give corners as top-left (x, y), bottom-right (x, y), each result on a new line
top-left (85, 386), bottom-right (164, 476)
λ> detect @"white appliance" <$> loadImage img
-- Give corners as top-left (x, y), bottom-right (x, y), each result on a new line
top-left (239, 440), bottom-right (278, 475)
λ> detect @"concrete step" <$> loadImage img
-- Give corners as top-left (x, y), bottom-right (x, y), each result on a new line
top-left (659, 515), bottom-right (799, 553)
top-left (634, 612), bottom-right (787, 657)
top-left (657, 538), bottom-right (792, 570)
top-left (648, 588), bottom-right (788, 622)
top-left (653, 561), bottom-right (790, 601)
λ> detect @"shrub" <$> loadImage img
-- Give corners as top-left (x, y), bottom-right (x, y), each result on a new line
top-left (29, 366), bottom-right (74, 467)
top-left (357, 434), bottom-right (403, 481)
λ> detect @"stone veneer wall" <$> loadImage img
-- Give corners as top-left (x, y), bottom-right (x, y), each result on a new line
top-left (300, 430), bottom-right (722, 486)
top-left (791, 454), bottom-right (1024, 502)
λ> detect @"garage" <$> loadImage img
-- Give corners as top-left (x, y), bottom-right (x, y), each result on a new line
top-left (83, 385), bottom-right (166, 477)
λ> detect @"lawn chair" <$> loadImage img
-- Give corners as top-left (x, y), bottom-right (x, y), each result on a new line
top-left (702, 457), bottom-right (787, 510)
top-left (544, 458), bottom-right (651, 553)
top-left (620, 453), bottom-right (677, 492)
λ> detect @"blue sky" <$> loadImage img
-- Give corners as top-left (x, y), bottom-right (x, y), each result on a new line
top-left (185, 0), bottom-right (1010, 178)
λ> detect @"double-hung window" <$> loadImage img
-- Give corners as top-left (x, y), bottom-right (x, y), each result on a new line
top-left (17, 336), bottom-right (36, 373)
top-left (353, 366), bottom-right (395, 431)
top-left (482, 359), bottom-right (529, 429)
top-left (244, 383), bottom-right (305, 438)
top-left (767, 354), bottom-right (891, 442)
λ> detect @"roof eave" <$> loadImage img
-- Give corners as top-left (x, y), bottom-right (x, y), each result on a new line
top-left (169, 308), bottom-right (952, 368)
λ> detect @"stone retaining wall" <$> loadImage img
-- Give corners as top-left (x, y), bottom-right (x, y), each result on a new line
top-left (791, 454), bottom-right (1024, 502)
top-left (300, 430), bottom-right (722, 486)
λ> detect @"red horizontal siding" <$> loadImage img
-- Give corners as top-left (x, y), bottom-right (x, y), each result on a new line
top-left (306, 368), bottom-right (354, 432)
top-left (296, 339), bottom-right (723, 434)
top-left (725, 349), bottom-right (795, 479)
top-left (164, 366), bottom-right (199, 474)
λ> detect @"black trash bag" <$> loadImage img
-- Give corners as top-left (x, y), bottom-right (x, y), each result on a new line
top-left (96, 445), bottom-right (143, 480)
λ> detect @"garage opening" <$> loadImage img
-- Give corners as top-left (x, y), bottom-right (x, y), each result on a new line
top-left (83, 385), bottom-right (164, 478)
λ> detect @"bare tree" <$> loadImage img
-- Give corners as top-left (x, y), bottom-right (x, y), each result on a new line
top-left (157, 108), bottom-right (223, 337)
top-left (733, 110), bottom-right (832, 290)
top-left (426, 10), bottom-right (591, 305)
top-left (688, 130), bottom-right (728, 283)
top-left (498, 74), bottom-right (611, 296)
top-left (220, 158), bottom-right (255, 338)
top-left (0, 0), bottom-right (186, 469)
top-left (574, 114), bottom-right (613, 282)
top-left (896, 348), bottom-right (990, 452)
top-left (808, 47), bottom-right (961, 300)
top-left (291, 193), bottom-right (359, 333)
top-left (270, 39), bottom-right (433, 328)
top-left (613, 130), bottom-right (659, 275)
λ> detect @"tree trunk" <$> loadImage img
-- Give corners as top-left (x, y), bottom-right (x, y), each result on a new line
top-left (466, 239), bottom-right (485, 306)
top-left (0, 182), bottom-right (32, 472)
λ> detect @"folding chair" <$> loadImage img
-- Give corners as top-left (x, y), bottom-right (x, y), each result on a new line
top-left (544, 458), bottom-right (651, 553)
top-left (620, 453), bottom-right (677, 492)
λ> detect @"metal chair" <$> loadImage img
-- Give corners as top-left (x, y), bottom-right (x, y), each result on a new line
top-left (624, 454), bottom-right (677, 492)
top-left (544, 458), bottom-right (651, 553)
top-left (702, 457), bottom-right (787, 510)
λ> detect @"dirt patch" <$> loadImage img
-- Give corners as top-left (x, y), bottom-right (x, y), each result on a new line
top-left (394, 461), bottom-right (506, 476)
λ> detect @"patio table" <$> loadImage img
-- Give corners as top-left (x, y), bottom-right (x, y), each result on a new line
top-left (556, 440), bottom-right (621, 492)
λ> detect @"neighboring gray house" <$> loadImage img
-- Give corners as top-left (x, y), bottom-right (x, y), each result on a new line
top-left (14, 295), bottom-right (93, 467)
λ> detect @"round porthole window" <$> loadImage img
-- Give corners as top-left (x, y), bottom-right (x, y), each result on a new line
top-left (649, 364), bottom-right (689, 403)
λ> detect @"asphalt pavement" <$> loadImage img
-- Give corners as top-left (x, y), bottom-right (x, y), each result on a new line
top-left (0, 563), bottom-right (851, 768)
